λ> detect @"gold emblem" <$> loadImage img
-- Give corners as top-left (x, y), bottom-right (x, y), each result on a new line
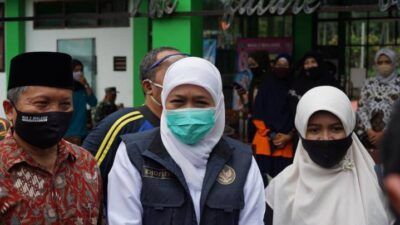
top-left (143, 166), bottom-right (174, 180)
top-left (217, 165), bottom-right (236, 185)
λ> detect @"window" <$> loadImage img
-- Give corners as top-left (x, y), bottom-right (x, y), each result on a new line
top-left (318, 11), bottom-right (400, 79)
top-left (347, 16), bottom-right (400, 78)
top-left (34, 0), bottom-right (129, 29)
top-left (318, 22), bottom-right (338, 46)
top-left (34, 2), bottom-right (64, 28)
top-left (65, 1), bottom-right (98, 27)
top-left (258, 16), bottom-right (292, 37)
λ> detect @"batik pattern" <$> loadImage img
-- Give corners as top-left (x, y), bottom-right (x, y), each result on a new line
top-left (357, 77), bottom-right (400, 132)
top-left (0, 133), bottom-right (103, 225)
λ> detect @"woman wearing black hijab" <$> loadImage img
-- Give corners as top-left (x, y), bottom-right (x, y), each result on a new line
top-left (288, 51), bottom-right (339, 116)
top-left (247, 51), bottom-right (271, 110)
top-left (252, 54), bottom-right (295, 184)
top-left (246, 51), bottom-right (271, 143)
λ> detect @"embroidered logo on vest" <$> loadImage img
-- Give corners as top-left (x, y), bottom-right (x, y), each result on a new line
top-left (143, 166), bottom-right (175, 180)
top-left (217, 165), bottom-right (236, 185)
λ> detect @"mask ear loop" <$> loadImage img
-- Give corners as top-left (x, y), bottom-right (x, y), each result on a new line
top-left (143, 79), bottom-right (163, 106)
top-left (144, 79), bottom-right (163, 89)
top-left (150, 95), bottom-right (162, 106)
top-left (6, 100), bottom-right (17, 132)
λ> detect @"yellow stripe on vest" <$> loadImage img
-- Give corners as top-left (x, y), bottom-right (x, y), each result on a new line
top-left (97, 115), bottom-right (144, 165)
top-left (95, 111), bottom-right (142, 161)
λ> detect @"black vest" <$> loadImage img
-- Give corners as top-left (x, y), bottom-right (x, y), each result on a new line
top-left (121, 128), bottom-right (253, 225)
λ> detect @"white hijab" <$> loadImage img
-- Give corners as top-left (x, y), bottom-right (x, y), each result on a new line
top-left (160, 57), bottom-right (225, 221)
top-left (265, 86), bottom-right (394, 225)
top-left (375, 48), bottom-right (398, 84)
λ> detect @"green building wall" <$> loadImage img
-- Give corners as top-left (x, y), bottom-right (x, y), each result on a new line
top-left (5, 0), bottom-right (25, 89)
top-left (132, 1), bottom-right (149, 106)
top-left (133, 0), bottom-right (203, 106)
top-left (293, 14), bottom-right (314, 63)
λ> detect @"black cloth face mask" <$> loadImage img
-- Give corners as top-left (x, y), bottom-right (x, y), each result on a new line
top-left (13, 108), bottom-right (73, 149)
top-left (273, 68), bottom-right (290, 79)
top-left (301, 135), bottom-right (353, 168)
top-left (304, 67), bottom-right (322, 79)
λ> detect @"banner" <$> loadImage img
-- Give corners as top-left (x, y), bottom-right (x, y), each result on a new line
top-left (237, 37), bottom-right (293, 71)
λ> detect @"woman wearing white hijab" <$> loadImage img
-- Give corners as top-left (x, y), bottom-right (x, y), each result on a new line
top-left (107, 57), bottom-right (265, 225)
top-left (265, 86), bottom-right (395, 225)
top-left (357, 48), bottom-right (400, 161)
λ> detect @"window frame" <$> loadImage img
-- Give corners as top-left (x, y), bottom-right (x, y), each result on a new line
top-left (317, 11), bottom-right (400, 79)
top-left (33, 0), bottom-right (129, 29)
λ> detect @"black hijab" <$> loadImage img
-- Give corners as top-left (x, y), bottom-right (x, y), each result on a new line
top-left (252, 54), bottom-right (294, 133)
top-left (291, 51), bottom-right (339, 97)
top-left (248, 51), bottom-right (271, 111)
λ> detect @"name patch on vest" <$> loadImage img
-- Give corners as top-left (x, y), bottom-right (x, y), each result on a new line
top-left (217, 165), bottom-right (236, 185)
top-left (143, 166), bottom-right (174, 180)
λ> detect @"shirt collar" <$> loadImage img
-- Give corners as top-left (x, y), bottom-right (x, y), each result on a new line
top-left (140, 105), bottom-right (160, 127)
top-left (1, 132), bottom-right (77, 172)
top-left (58, 139), bottom-right (78, 163)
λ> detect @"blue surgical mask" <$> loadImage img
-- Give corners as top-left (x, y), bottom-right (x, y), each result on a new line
top-left (166, 108), bottom-right (216, 145)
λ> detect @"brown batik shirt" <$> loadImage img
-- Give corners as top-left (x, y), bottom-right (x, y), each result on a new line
top-left (0, 133), bottom-right (104, 225)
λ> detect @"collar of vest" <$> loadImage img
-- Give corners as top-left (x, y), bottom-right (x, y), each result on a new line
top-left (147, 131), bottom-right (233, 162)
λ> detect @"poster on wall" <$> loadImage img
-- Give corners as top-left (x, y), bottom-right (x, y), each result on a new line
top-left (237, 37), bottom-right (293, 72)
top-left (232, 37), bottom-right (293, 111)
top-left (203, 39), bottom-right (217, 64)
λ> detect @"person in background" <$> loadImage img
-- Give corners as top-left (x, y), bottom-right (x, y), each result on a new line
top-left (265, 86), bottom-right (394, 225)
top-left (0, 118), bottom-right (10, 141)
top-left (94, 87), bottom-right (119, 124)
top-left (288, 51), bottom-right (339, 116)
top-left (64, 59), bottom-right (97, 145)
top-left (107, 57), bottom-right (265, 225)
top-left (357, 48), bottom-right (400, 163)
top-left (382, 102), bottom-right (400, 219)
top-left (82, 47), bottom-right (187, 207)
top-left (245, 51), bottom-right (271, 144)
top-left (252, 54), bottom-right (295, 185)
top-left (247, 51), bottom-right (271, 109)
top-left (326, 60), bottom-right (338, 78)
top-left (0, 52), bottom-right (103, 224)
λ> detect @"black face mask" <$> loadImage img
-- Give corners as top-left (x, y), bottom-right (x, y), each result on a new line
top-left (301, 135), bottom-right (353, 168)
top-left (13, 109), bottom-right (73, 149)
top-left (304, 67), bottom-right (322, 79)
top-left (273, 68), bottom-right (290, 79)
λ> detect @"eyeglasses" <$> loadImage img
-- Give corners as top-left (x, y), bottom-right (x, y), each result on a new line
top-left (143, 53), bottom-right (189, 75)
